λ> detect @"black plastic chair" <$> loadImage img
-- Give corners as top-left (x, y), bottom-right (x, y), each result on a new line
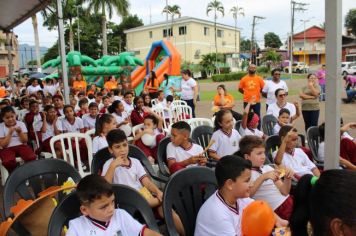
top-left (307, 126), bottom-right (323, 163)
top-left (48, 184), bottom-right (159, 236)
top-left (156, 136), bottom-right (172, 178)
top-left (3, 159), bottom-right (81, 218)
top-left (234, 120), bottom-right (242, 134)
top-left (262, 114), bottom-right (278, 136)
top-left (265, 135), bottom-right (281, 163)
top-left (163, 167), bottom-right (218, 236)
top-left (91, 147), bottom-right (113, 174)
top-left (191, 125), bottom-right (214, 158)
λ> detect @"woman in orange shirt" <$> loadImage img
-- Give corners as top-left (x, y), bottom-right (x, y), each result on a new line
top-left (146, 71), bottom-right (159, 99)
top-left (72, 74), bottom-right (87, 93)
top-left (212, 84), bottom-right (242, 121)
top-left (104, 75), bottom-right (118, 91)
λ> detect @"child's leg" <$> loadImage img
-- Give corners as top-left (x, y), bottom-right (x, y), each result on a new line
top-left (156, 205), bottom-right (185, 236)
top-left (135, 139), bottom-right (155, 163)
top-left (14, 144), bottom-right (36, 162)
top-left (0, 148), bottom-right (17, 173)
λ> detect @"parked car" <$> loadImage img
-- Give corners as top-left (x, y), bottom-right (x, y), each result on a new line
top-left (292, 62), bottom-right (309, 73)
top-left (341, 62), bottom-right (356, 75)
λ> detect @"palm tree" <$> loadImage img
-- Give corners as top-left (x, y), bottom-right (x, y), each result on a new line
top-left (162, 5), bottom-right (181, 38)
top-left (206, 0), bottom-right (224, 72)
top-left (81, 0), bottom-right (129, 56)
top-left (230, 5), bottom-right (244, 54)
top-left (31, 14), bottom-right (42, 70)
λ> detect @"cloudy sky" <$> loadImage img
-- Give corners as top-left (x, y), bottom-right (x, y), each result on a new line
top-left (14, 0), bottom-right (355, 48)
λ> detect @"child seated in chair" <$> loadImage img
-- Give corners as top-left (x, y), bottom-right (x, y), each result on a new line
top-left (82, 102), bottom-right (99, 131)
top-left (0, 106), bottom-right (36, 173)
top-left (66, 174), bottom-right (161, 236)
top-left (240, 102), bottom-right (266, 139)
top-left (239, 135), bottom-right (294, 220)
top-left (194, 155), bottom-right (288, 236)
top-left (273, 125), bottom-right (320, 179)
top-left (134, 113), bottom-right (165, 164)
top-left (273, 108), bottom-right (293, 135)
top-left (102, 129), bottom-right (185, 235)
top-left (166, 121), bottom-right (207, 174)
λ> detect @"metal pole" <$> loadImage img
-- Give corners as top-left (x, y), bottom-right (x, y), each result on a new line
top-left (57, 0), bottom-right (70, 105)
top-left (303, 21), bottom-right (306, 66)
top-left (166, 0), bottom-right (169, 39)
top-left (290, 1), bottom-right (294, 78)
top-left (5, 32), bottom-right (16, 96)
top-left (76, 5), bottom-right (80, 52)
top-left (324, 0), bottom-right (342, 169)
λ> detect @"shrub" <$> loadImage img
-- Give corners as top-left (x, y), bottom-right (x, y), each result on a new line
top-left (212, 72), bottom-right (247, 82)
top-left (257, 66), bottom-right (270, 73)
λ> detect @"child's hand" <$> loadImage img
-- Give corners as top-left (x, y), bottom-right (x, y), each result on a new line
top-left (284, 168), bottom-right (294, 179)
top-left (156, 190), bottom-right (163, 202)
top-left (263, 170), bottom-right (280, 182)
top-left (8, 126), bottom-right (16, 134)
top-left (275, 218), bottom-right (289, 228)
top-left (111, 156), bottom-right (125, 168)
top-left (190, 154), bottom-right (205, 165)
top-left (293, 101), bottom-right (299, 108)
top-left (282, 130), bottom-right (297, 143)
top-left (15, 127), bottom-right (22, 133)
top-left (198, 156), bottom-right (207, 166)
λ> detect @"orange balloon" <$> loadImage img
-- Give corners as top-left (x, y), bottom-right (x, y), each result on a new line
top-left (241, 200), bottom-right (276, 236)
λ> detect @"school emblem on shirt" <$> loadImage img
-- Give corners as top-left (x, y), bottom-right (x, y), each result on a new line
top-left (89, 229), bottom-right (96, 235)
top-left (115, 230), bottom-right (123, 236)
top-left (232, 141), bottom-right (237, 146)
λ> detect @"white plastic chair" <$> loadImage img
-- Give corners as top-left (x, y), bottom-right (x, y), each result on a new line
top-left (85, 128), bottom-right (95, 137)
top-left (187, 118), bottom-right (214, 130)
top-left (171, 105), bottom-right (192, 122)
top-left (132, 124), bottom-right (144, 138)
top-left (152, 107), bottom-right (173, 131)
top-left (171, 100), bottom-right (187, 107)
top-left (151, 98), bottom-right (158, 106)
top-left (49, 132), bottom-right (93, 177)
top-left (32, 120), bottom-right (53, 159)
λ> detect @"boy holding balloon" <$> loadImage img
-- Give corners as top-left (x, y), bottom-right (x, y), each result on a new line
top-left (194, 155), bottom-right (288, 236)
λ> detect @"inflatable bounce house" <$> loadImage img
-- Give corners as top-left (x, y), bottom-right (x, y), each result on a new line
top-left (42, 39), bottom-right (182, 95)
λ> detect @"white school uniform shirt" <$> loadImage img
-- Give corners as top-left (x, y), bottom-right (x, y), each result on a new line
top-left (239, 126), bottom-right (264, 138)
top-left (194, 191), bottom-right (254, 236)
top-left (209, 129), bottom-right (241, 157)
top-left (262, 80), bottom-right (288, 105)
top-left (112, 111), bottom-right (129, 124)
top-left (250, 165), bottom-right (289, 210)
top-left (181, 78), bottom-right (197, 100)
top-left (272, 148), bottom-right (317, 177)
top-left (273, 123), bottom-right (281, 135)
top-left (66, 208), bottom-right (146, 236)
top-left (43, 84), bottom-right (59, 96)
top-left (101, 157), bottom-right (147, 191)
top-left (266, 102), bottom-right (296, 120)
top-left (122, 100), bottom-right (134, 114)
top-left (26, 85), bottom-right (42, 95)
top-left (34, 119), bottom-right (62, 141)
top-left (82, 114), bottom-right (96, 129)
top-left (166, 142), bottom-right (204, 167)
top-left (92, 135), bottom-right (108, 154)
top-left (60, 117), bottom-right (84, 133)
top-left (0, 121), bottom-right (28, 147)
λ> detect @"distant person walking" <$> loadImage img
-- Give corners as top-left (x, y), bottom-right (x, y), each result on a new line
top-left (238, 64), bottom-right (265, 128)
top-left (316, 64), bottom-right (326, 101)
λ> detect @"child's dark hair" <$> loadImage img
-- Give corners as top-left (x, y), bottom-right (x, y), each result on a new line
top-left (102, 95), bottom-right (110, 102)
top-left (149, 71), bottom-right (157, 87)
top-left (214, 109), bottom-right (232, 131)
top-left (88, 93), bottom-right (95, 100)
top-left (166, 95), bottom-right (173, 103)
top-left (133, 96), bottom-right (143, 108)
top-left (278, 125), bottom-right (297, 138)
top-left (95, 113), bottom-right (113, 136)
top-left (89, 102), bottom-right (98, 109)
top-left (107, 129), bottom-right (127, 147)
top-left (108, 100), bottom-right (121, 114)
top-left (63, 105), bottom-right (74, 114)
top-left (144, 114), bottom-right (158, 126)
top-left (239, 135), bottom-right (265, 156)
top-left (29, 100), bottom-right (39, 107)
top-left (290, 170), bottom-right (356, 236)
top-left (78, 98), bottom-right (88, 107)
top-left (279, 108), bottom-right (290, 117)
top-left (171, 121), bottom-right (191, 133)
top-left (215, 155), bottom-right (252, 188)
top-left (0, 106), bottom-right (16, 118)
top-left (157, 90), bottom-right (164, 97)
top-left (182, 69), bottom-right (192, 77)
top-left (77, 174), bottom-right (114, 205)
top-left (124, 91), bottom-right (133, 98)
top-left (44, 105), bottom-right (55, 112)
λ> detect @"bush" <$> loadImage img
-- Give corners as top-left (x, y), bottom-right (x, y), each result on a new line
top-left (212, 72), bottom-right (247, 82)
top-left (257, 66), bottom-right (270, 73)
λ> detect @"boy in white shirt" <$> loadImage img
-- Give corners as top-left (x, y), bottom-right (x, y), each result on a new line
top-left (66, 174), bottom-right (161, 236)
top-left (239, 135), bottom-right (294, 220)
top-left (273, 125), bottom-right (320, 179)
top-left (166, 121), bottom-right (206, 174)
top-left (121, 91), bottom-right (134, 114)
top-left (82, 102), bottom-right (99, 131)
top-left (194, 155), bottom-right (287, 236)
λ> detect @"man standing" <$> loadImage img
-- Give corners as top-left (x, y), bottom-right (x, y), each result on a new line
top-left (316, 64), bottom-right (326, 101)
top-left (238, 64), bottom-right (265, 128)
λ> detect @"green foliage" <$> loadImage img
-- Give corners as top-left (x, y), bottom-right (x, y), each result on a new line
top-left (256, 66), bottom-right (270, 73)
top-left (199, 53), bottom-right (224, 75)
top-left (240, 39), bottom-right (259, 52)
top-left (263, 49), bottom-right (282, 63)
top-left (43, 42), bottom-right (59, 63)
top-left (345, 8), bottom-right (356, 36)
top-left (181, 61), bottom-right (203, 74)
top-left (211, 72), bottom-right (247, 82)
top-left (264, 32), bottom-right (283, 49)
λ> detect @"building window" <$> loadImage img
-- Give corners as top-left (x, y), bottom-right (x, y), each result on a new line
top-left (179, 26), bottom-right (187, 35)
top-left (149, 31), bottom-right (153, 38)
top-left (217, 29), bottom-right (224, 38)
top-left (204, 27), bottom-right (210, 36)
top-left (163, 28), bottom-right (173, 37)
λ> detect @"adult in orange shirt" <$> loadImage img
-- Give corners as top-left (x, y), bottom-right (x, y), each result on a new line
top-left (73, 74), bottom-right (87, 93)
top-left (238, 64), bottom-right (265, 128)
top-left (104, 75), bottom-right (118, 91)
top-left (213, 84), bottom-right (242, 121)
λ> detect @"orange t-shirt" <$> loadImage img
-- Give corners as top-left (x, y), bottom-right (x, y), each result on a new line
top-left (0, 87), bottom-right (6, 98)
top-left (104, 81), bottom-right (118, 91)
top-left (213, 94), bottom-right (234, 107)
top-left (238, 75), bottom-right (265, 102)
top-left (73, 81), bottom-right (87, 91)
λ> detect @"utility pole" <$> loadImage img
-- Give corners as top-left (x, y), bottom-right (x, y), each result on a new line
top-left (76, 5), bottom-right (80, 52)
top-left (290, 1), bottom-right (308, 78)
top-left (165, 0), bottom-right (169, 39)
top-left (251, 15), bottom-right (265, 65)
top-left (149, 5), bottom-right (152, 24)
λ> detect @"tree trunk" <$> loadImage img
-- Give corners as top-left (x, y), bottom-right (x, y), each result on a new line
top-left (102, 4), bottom-right (108, 55)
top-left (68, 19), bottom-right (74, 51)
top-left (31, 15), bottom-right (42, 71)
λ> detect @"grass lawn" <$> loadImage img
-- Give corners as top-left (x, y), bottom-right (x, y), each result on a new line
top-left (198, 73), bottom-right (306, 83)
top-left (199, 88), bottom-right (299, 102)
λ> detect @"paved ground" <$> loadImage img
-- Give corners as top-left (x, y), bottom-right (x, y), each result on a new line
top-left (195, 78), bottom-right (356, 137)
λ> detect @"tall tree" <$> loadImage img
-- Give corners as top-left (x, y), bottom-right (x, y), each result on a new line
top-left (31, 14), bottom-right (42, 70)
top-left (162, 5), bottom-right (181, 37)
top-left (264, 32), bottom-right (283, 49)
top-left (230, 5), bottom-right (244, 53)
top-left (345, 8), bottom-right (356, 36)
top-left (240, 39), bottom-right (258, 52)
top-left (81, 0), bottom-right (129, 55)
top-left (207, 0), bottom-right (224, 72)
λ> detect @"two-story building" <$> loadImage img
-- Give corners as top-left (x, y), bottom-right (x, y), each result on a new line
top-left (0, 30), bottom-right (19, 78)
top-left (124, 16), bottom-right (240, 64)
